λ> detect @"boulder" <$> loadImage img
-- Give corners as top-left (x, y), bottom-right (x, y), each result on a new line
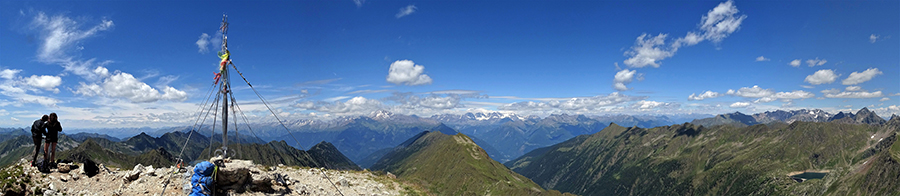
top-left (57, 163), bottom-right (78, 173)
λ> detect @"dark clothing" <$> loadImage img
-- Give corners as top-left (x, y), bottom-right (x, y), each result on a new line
top-left (45, 121), bottom-right (61, 143)
top-left (32, 136), bottom-right (43, 164)
top-left (31, 120), bottom-right (46, 138)
top-left (31, 119), bottom-right (46, 164)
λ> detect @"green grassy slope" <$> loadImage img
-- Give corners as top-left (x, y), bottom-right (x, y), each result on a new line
top-left (372, 131), bottom-right (572, 196)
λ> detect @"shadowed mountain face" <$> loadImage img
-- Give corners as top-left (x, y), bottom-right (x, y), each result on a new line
top-left (60, 139), bottom-right (177, 169)
top-left (306, 141), bottom-right (362, 170)
top-left (371, 131), bottom-right (572, 196)
top-left (0, 134), bottom-right (79, 166)
top-left (507, 116), bottom-right (900, 196)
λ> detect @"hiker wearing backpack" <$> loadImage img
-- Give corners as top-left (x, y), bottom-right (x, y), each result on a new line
top-left (30, 115), bottom-right (48, 167)
top-left (44, 113), bottom-right (62, 164)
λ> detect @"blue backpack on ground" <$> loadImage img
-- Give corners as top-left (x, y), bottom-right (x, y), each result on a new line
top-left (190, 161), bottom-right (217, 196)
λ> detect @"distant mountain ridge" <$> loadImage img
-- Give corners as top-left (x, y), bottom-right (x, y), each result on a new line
top-left (507, 107), bottom-right (900, 195)
top-left (692, 108), bottom-right (886, 127)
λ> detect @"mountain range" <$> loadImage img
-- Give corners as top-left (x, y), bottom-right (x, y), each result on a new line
top-left (507, 107), bottom-right (900, 195)
top-left (691, 108), bottom-right (887, 127)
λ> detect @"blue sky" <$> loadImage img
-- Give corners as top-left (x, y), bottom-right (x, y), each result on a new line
top-left (0, 0), bottom-right (897, 128)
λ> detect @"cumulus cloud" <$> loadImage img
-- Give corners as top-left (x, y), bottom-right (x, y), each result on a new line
top-left (396, 5), bottom-right (417, 18)
top-left (726, 85), bottom-right (773, 98)
top-left (842, 68), bottom-right (882, 85)
top-left (294, 96), bottom-right (384, 115)
top-left (0, 69), bottom-right (20, 79)
top-left (24, 75), bottom-right (62, 93)
top-left (688, 91), bottom-right (722, 101)
top-left (881, 97), bottom-right (891, 102)
top-left (613, 69), bottom-right (640, 91)
top-left (730, 102), bottom-right (751, 108)
top-left (498, 92), bottom-right (646, 111)
top-left (387, 92), bottom-right (478, 110)
top-left (845, 86), bottom-right (862, 91)
top-left (754, 90), bottom-right (814, 103)
top-left (386, 60), bottom-right (432, 85)
top-left (29, 12), bottom-right (113, 63)
top-left (673, 32), bottom-right (703, 47)
top-left (618, 1), bottom-right (744, 90)
top-left (698, 0), bottom-right (747, 43)
top-left (755, 56), bottom-right (770, 62)
top-left (0, 69), bottom-right (63, 107)
top-left (75, 68), bottom-right (188, 102)
top-left (821, 88), bottom-right (883, 98)
top-left (196, 33), bottom-right (210, 53)
top-left (623, 34), bottom-right (673, 68)
top-left (805, 58), bottom-right (827, 67)
top-left (788, 59), bottom-right (801, 67)
top-left (632, 100), bottom-right (679, 110)
top-left (870, 34), bottom-right (879, 43)
top-left (804, 69), bottom-right (838, 85)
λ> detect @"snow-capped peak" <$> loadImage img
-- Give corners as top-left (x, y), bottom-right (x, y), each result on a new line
top-left (370, 110), bottom-right (394, 120)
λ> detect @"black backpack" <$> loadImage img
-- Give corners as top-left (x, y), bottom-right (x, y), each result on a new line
top-left (35, 159), bottom-right (51, 173)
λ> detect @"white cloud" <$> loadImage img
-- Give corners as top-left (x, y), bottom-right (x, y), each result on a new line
top-left (613, 69), bottom-right (639, 91)
top-left (699, 0), bottom-right (747, 43)
top-left (16, 94), bottom-right (60, 107)
top-left (789, 59), bottom-right (801, 67)
top-left (347, 89), bottom-right (393, 94)
top-left (820, 88), bottom-right (841, 94)
top-left (821, 88), bottom-right (883, 98)
top-left (842, 68), bottom-right (882, 85)
top-left (688, 91), bottom-right (722, 101)
top-left (196, 33), bottom-right (210, 53)
top-left (30, 12), bottom-right (114, 63)
top-left (386, 60), bottom-right (432, 86)
top-left (800, 85), bottom-right (814, 89)
top-left (805, 58), bottom-right (827, 67)
top-left (499, 92), bottom-right (645, 111)
top-left (872, 105), bottom-right (900, 117)
top-left (755, 56), bottom-right (770, 62)
top-left (769, 90), bottom-right (816, 102)
top-left (623, 34), bottom-right (673, 68)
top-left (75, 68), bottom-right (187, 102)
top-left (388, 93), bottom-right (471, 110)
top-left (870, 34), bottom-right (879, 43)
top-left (673, 32), bottom-right (703, 48)
top-left (754, 90), bottom-right (814, 103)
top-left (0, 69), bottom-right (21, 79)
top-left (396, 5), bottom-right (417, 18)
top-left (294, 96), bottom-right (384, 115)
top-left (353, 0), bottom-right (365, 7)
top-left (24, 75), bottom-right (62, 93)
top-left (845, 86), bottom-right (862, 91)
top-left (804, 69), bottom-right (838, 85)
top-left (730, 102), bottom-right (751, 108)
top-left (323, 96), bottom-right (351, 102)
top-left (881, 97), bottom-right (891, 102)
top-left (726, 85), bottom-right (773, 98)
top-left (426, 90), bottom-right (482, 95)
top-left (632, 100), bottom-right (679, 110)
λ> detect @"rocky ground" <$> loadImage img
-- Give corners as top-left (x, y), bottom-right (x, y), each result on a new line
top-left (1, 158), bottom-right (421, 196)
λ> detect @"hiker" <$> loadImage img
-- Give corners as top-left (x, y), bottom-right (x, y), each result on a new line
top-left (44, 113), bottom-right (62, 164)
top-left (30, 115), bottom-right (48, 166)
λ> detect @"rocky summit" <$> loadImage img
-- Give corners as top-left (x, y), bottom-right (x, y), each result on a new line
top-left (1, 158), bottom-right (420, 196)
